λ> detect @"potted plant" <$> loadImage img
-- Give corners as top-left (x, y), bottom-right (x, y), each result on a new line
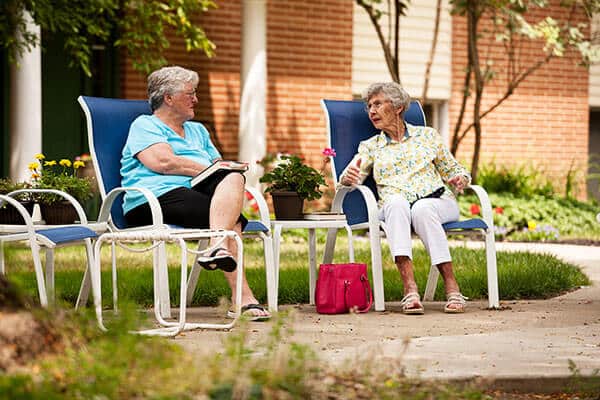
top-left (0, 178), bottom-right (33, 224)
top-left (29, 154), bottom-right (93, 224)
top-left (259, 154), bottom-right (326, 220)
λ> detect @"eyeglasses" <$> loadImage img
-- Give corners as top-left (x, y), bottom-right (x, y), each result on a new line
top-left (365, 100), bottom-right (390, 112)
top-left (180, 90), bottom-right (197, 99)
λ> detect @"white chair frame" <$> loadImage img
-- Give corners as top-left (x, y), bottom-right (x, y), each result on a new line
top-left (323, 184), bottom-right (499, 311)
top-left (0, 190), bottom-right (107, 307)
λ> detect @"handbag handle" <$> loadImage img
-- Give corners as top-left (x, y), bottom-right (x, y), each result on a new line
top-left (344, 274), bottom-right (373, 313)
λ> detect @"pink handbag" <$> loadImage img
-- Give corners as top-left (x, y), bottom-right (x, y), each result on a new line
top-left (315, 263), bottom-right (373, 314)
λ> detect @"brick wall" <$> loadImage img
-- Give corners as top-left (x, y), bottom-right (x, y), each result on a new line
top-left (120, 0), bottom-right (354, 167)
top-left (120, 1), bottom-right (242, 159)
top-left (266, 1), bottom-right (353, 169)
top-left (449, 3), bottom-right (590, 197)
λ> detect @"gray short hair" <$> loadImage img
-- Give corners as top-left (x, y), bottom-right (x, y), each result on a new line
top-left (147, 66), bottom-right (199, 112)
top-left (362, 82), bottom-right (411, 117)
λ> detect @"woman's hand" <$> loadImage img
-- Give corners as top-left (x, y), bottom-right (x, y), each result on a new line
top-left (340, 159), bottom-right (362, 186)
top-left (448, 175), bottom-right (468, 194)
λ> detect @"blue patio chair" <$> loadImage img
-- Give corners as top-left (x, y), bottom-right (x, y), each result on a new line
top-left (0, 190), bottom-right (102, 307)
top-left (320, 99), bottom-right (499, 311)
top-left (77, 96), bottom-right (276, 321)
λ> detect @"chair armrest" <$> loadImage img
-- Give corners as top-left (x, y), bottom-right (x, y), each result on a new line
top-left (98, 187), bottom-right (164, 229)
top-left (330, 184), bottom-right (380, 227)
top-left (0, 195), bottom-right (37, 235)
top-left (244, 186), bottom-right (271, 228)
top-left (465, 184), bottom-right (495, 232)
top-left (8, 189), bottom-right (89, 224)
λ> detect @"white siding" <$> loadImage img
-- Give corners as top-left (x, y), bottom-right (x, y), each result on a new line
top-left (352, 0), bottom-right (452, 100)
top-left (589, 14), bottom-right (600, 107)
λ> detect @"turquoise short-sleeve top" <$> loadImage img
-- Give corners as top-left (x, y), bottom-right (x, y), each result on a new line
top-left (120, 115), bottom-right (221, 214)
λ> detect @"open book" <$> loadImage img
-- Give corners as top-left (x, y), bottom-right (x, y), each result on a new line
top-left (191, 160), bottom-right (248, 187)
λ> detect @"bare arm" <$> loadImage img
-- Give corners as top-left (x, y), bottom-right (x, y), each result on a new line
top-left (137, 142), bottom-right (209, 176)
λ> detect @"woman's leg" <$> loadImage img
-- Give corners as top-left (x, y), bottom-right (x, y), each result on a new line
top-left (411, 198), bottom-right (463, 310)
top-left (380, 195), bottom-right (422, 311)
top-left (211, 173), bottom-right (269, 317)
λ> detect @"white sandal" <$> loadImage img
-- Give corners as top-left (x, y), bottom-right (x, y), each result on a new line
top-left (400, 292), bottom-right (424, 315)
top-left (444, 292), bottom-right (468, 314)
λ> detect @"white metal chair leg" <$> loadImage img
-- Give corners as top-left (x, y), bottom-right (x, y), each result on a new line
top-left (91, 238), bottom-right (107, 331)
top-left (44, 248), bottom-right (55, 304)
top-left (157, 243), bottom-right (172, 318)
top-left (322, 227), bottom-right (338, 264)
top-left (152, 244), bottom-right (161, 316)
top-left (0, 241), bottom-right (5, 275)
top-left (91, 230), bottom-right (244, 337)
top-left (423, 266), bottom-right (439, 301)
top-left (272, 225), bottom-right (283, 311)
top-left (261, 233), bottom-right (277, 313)
top-left (369, 225), bottom-right (385, 311)
top-left (485, 230), bottom-right (500, 308)
top-left (323, 226), bottom-right (354, 262)
top-left (308, 228), bottom-right (317, 305)
top-left (345, 225), bottom-right (355, 262)
top-left (186, 239), bottom-right (209, 306)
top-left (112, 241), bottom-right (118, 312)
top-left (75, 238), bottom-right (97, 309)
top-left (29, 238), bottom-right (48, 307)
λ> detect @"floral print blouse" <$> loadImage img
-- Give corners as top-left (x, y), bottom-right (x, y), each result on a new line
top-left (341, 123), bottom-right (471, 206)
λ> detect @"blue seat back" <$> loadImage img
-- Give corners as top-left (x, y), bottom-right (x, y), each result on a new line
top-left (79, 96), bottom-right (152, 229)
top-left (321, 99), bottom-right (426, 226)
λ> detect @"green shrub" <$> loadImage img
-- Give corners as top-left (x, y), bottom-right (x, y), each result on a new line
top-left (477, 162), bottom-right (554, 197)
top-left (459, 192), bottom-right (600, 241)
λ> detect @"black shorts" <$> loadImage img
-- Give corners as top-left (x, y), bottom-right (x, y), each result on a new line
top-left (124, 170), bottom-right (248, 230)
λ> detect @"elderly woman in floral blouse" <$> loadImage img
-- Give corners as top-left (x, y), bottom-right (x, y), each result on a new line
top-left (340, 82), bottom-right (470, 315)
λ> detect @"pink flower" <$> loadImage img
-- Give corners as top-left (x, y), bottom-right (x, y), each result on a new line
top-left (470, 204), bottom-right (481, 215)
top-left (494, 206), bottom-right (504, 215)
top-left (322, 147), bottom-right (336, 157)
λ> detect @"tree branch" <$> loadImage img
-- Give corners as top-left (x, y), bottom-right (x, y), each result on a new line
top-left (356, 0), bottom-right (400, 82)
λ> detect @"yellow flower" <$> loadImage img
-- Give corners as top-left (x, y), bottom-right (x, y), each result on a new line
top-left (73, 160), bottom-right (85, 169)
top-left (31, 173), bottom-right (40, 179)
top-left (34, 153), bottom-right (45, 160)
top-left (28, 162), bottom-right (40, 171)
top-left (527, 221), bottom-right (537, 231)
top-left (59, 159), bottom-right (72, 167)
top-left (44, 160), bottom-right (57, 166)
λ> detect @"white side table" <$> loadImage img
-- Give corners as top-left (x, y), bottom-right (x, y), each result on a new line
top-left (271, 219), bottom-right (354, 310)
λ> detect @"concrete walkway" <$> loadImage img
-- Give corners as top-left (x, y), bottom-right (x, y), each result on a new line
top-left (177, 242), bottom-right (600, 390)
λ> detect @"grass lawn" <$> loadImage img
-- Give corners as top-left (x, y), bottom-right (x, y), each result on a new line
top-left (3, 234), bottom-right (590, 307)
top-left (0, 234), bottom-right (596, 399)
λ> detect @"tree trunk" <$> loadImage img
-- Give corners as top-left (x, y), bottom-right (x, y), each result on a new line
top-left (421, 0), bottom-right (442, 105)
top-left (467, 0), bottom-right (483, 183)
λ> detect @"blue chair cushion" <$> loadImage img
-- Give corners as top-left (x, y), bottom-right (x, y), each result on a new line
top-left (442, 218), bottom-right (488, 231)
top-left (37, 226), bottom-right (98, 245)
top-left (244, 220), bottom-right (269, 233)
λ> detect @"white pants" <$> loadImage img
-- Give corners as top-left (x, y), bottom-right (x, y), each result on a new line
top-left (379, 195), bottom-right (460, 265)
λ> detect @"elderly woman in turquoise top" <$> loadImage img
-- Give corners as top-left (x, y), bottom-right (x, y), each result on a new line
top-left (120, 66), bottom-right (269, 320)
top-left (340, 82), bottom-right (469, 314)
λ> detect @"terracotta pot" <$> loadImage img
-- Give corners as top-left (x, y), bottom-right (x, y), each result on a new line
top-left (41, 201), bottom-right (79, 225)
top-left (271, 191), bottom-right (304, 220)
top-left (0, 201), bottom-right (35, 224)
